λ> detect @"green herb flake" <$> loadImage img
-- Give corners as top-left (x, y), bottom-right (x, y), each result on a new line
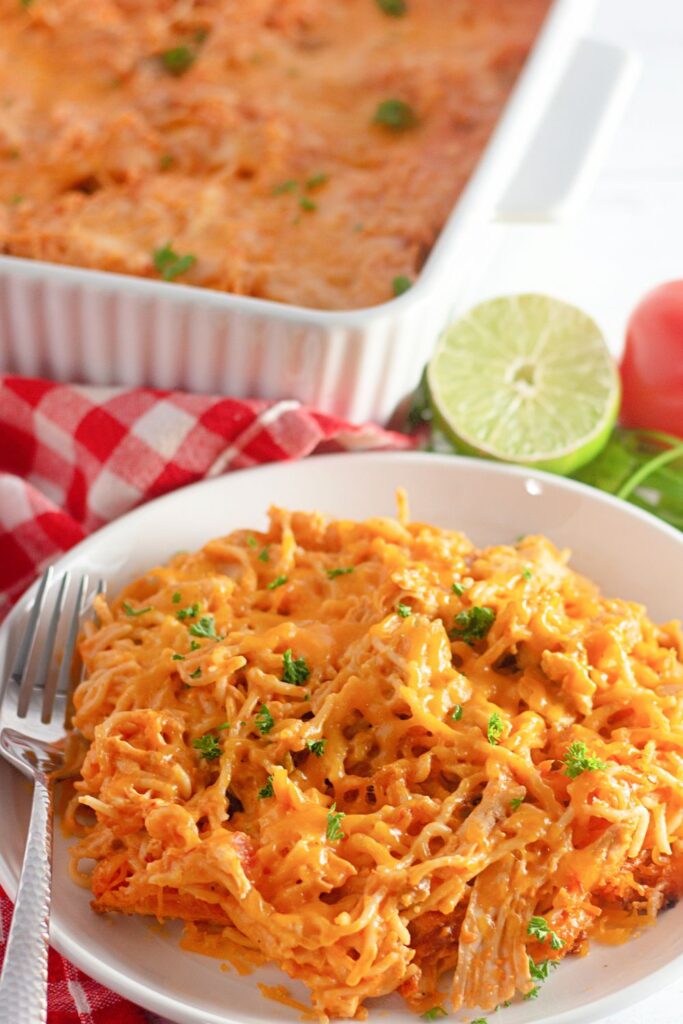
top-left (272, 179), bottom-right (297, 195)
top-left (563, 741), bottom-right (607, 780)
top-left (528, 957), bottom-right (552, 982)
top-left (326, 802), bottom-right (345, 842)
top-left (450, 606), bottom-right (495, 645)
top-left (487, 711), bottom-right (504, 746)
top-left (172, 653), bottom-right (185, 661)
top-left (392, 275), bottom-right (412, 296)
top-left (258, 547), bottom-right (270, 562)
top-left (420, 1008), bottom-right (447, 1021)
top-left (451, 704), bottom-right (463, 721)
top-left (177, 602), bottom-right (200, 621)
top-left (9, 194), bottom-right (24, 206)
top-left (159, 153), bottom-right (174, 171)
top-left (267, 574), bottom-right (288, 591)
top-left (258, 775), bottom-right (274, 799)
top-left (524, 987), bottom-right (539, 1002)
top-left (190, 639), bottom-right (201, 651)
top-left (246, 535), bottom-right (258, 548)
top-left (188, 614), bottom-right (217, 639)
top-left (306, 172), bottom-right (328, 190)
top-left (122, 601), bottom-right (152, 617)
top-left (299, 196), bottom-right (317, 212)
top-left (306, 738), bottom-right (326, 757)
top-left (172, 591), bottom-right (182, 603)
top-left (471, 1019), bottom-right (489, 1024)
top-left (153, 243), bottom-right (196, 281)
top-left (192, 732), bottom-right (220, 760)
top-left (376, 0), bottom-right (407, 14)
top-left (528, 916), bottom-right (564, 950)
top-left (160, 46), bottom-right (196, 76)
top-left (189, 667), bottom-right (202, 679)
top-left (326, 567), bottom-right (354, 579)
top-left (452, 581), bottom-right (465, 596)
top-left (373, 98), bottom-right (417, 132)
top-left (510, 796), bottom-right (524, 811)
top-left (255, 703), bottom-right (274, 734)
top-left (282, 648), bottom-right (310, 686)
top-left (522, 568), bottom-right (533, 580)
top-left (397, 602), bottom-right (411, 618)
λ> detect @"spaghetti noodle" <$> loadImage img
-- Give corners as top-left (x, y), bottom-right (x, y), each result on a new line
top-left (66, 500), bottom-right (683, 1019)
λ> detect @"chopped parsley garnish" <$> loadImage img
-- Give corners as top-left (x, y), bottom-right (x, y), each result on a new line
top-left (267, 574), bottom-right (288, 590)
top-left (246, 535), bottom-right (257, 548)
top-left (392, 275), bottom-right (412, 296)
top-left (528, 916), bottom-right (564, 950)
top-left (471, 1019), bottom-right (489, 1024)
top-left (20, 0), bottom-right (34, 9)
top-left (510, 796), bottom-right (524, 811)
top-left (326, 567), bottom-right (354, 579)
top-left (373, 98), bottom-right (417, 132)
top-left (452, 581), bottom-right (465, 596)
top-left (524, 986), bottom-right (539, 1001)
top-left (188, 614), bottom-right (217, 639)
top-left (303, 692), bottom-right (311, 701)
top-left (397, 602), bottom-right (411, 617)
top-left (487, 711), bottom-right (504, 745)
top-left (282, 648), bottom-right (310, 686)
top-left (563, 741), bottom-right (607, 780)
top-left (122, 601), bottom-right (152, 617)
top-left (159, 153), bottom-right (174, 171)
top-left (255, 704), bottom-right (274, 734)
top-left (299, 196), bottom-right (317, 212)
top-left (420, 1009), bottom-right (447, 1021)
top-left (306, 739), bottom-right (326, 757)
top-left (172, 653), bottom-right (185, 661)
top-left (522, 568), bottom-right (533, 580)
top-left (528, 956), bottom-right (552, 981)
top-left (326, 803), bottom-right (345, 842)
top-left (451, 704), bottom-right (463, 721)
top-left (450, 606), bottom-right (495, 645)
top-left (376, 0), bottom-right (407, 14)
top-left (153, 244), bottom-right (196, 281)
top-left (9, 194), bottom-right (24, 205)
top-left (192, 732), bottom-right (221, 760)
top-left (258, 775), bottom-right (274, 799)
top-left (272, 180), bottom-right (297, 195)
top-left (305, 173), bottom-right (328, 190)
top-left (258, 546), bottom-right (270, 562)
top-left (189, 667), bottom-right (202, 679)
top-left (172, 591), bottom-right (182, 603)
top-left (160, 46), bottom-right (196, 76)
top-left (190, 640), bottom-right (201, 651)
top-left (177, 602), bottom-right (200, 621)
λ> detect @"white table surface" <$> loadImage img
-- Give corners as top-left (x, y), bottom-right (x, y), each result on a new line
top-left (461, 1), bottom-right (683, 1021)
top-left (142, 3), bottom-right (683, 1022)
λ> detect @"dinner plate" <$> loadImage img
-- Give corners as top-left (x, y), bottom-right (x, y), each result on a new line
top-left (1, 452), bottom-right (682, 1024)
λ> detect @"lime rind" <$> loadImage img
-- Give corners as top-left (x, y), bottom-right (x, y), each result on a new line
top-left (427, 294), bottom-right (620, 475)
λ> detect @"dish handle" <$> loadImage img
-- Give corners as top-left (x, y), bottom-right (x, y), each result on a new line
top-left (495, 37), bottom-right (640, 222)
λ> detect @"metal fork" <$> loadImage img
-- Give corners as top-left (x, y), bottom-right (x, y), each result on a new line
top-left (0, 568), bottom-right (92, 1024)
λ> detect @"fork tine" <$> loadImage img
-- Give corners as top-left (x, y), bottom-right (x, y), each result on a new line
top-left (17, 571), bottom-right (70, 718)
top-left (43, 574), bottom-right (88, 724)
top-left (3, 567), bottom-right (53, 706)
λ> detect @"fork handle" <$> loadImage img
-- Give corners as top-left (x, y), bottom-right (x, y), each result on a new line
top-left (0, 770), bottom-right (52, 1024)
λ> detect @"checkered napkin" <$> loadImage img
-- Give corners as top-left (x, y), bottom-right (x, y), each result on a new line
top-left (0, 373), bottom-right (412, 1023)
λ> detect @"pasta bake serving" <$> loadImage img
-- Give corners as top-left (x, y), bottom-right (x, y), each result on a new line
top-left (0, 0), bottom-right (549, 309)
top-left (65, 500), bottom-right (683, 1020)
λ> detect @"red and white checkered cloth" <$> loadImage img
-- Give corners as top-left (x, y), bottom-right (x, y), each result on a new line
top-left (0, 374), bottom-right (412, 1023)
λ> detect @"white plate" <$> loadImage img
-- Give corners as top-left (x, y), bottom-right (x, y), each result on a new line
top-left (1, 453), bottom-right (682, 1024)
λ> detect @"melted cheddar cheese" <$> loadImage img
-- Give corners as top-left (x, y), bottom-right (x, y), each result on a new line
top-left (66, 503), bottom-right (683, 1019)
top-left (0, 0), bottom-right (549, 309)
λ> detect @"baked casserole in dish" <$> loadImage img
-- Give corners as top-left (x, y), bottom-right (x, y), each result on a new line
top-left (0, 0), bottom-right (550, 311)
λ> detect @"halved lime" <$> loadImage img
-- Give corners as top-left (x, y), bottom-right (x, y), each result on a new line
top-left (426, 294), bottom-right (620, 475)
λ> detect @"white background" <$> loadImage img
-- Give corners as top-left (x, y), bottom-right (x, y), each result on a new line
top-left (463, 1), bottom-right (683, 1021)
top-left (463, 0), bottom-right (683, 368)
top-left (145, 2), bottom-right (683, 1023)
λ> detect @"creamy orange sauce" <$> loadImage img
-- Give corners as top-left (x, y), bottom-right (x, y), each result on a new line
top-left (0, 0), bottom-right (549, 309)
top-left (63, 501), bottom-right (683, 1019)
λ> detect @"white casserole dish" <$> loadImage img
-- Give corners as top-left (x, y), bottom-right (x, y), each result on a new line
top-left (0, 0), bottom-right (638, 423)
